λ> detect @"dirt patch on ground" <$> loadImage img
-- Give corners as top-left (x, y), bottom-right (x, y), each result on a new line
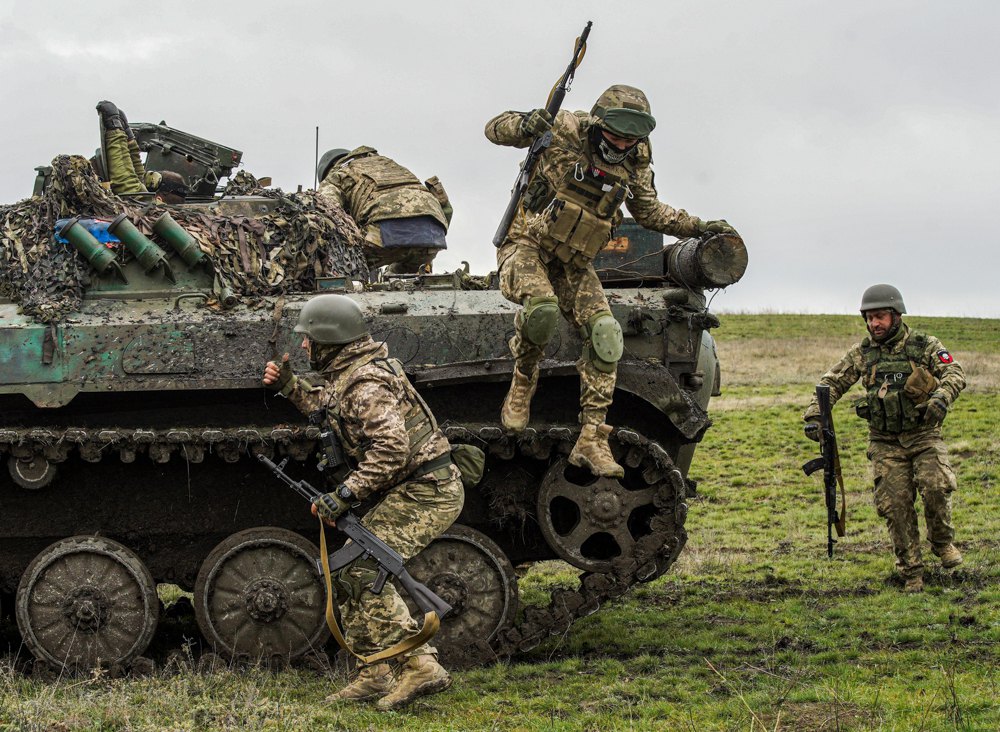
top-left (761, 700), bottom-right (878, 731)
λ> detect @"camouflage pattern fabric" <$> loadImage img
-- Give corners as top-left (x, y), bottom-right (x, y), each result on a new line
top-left (485, 109), bottom-right (704, 246)
top-left (499, 241), bottom-right (614, 424)
top-left (0, 156), bottom-right (368, 323)
top-left (339, 466), bottom-right (463, 659)
top-left (280, 334), bottom-right (463, 660)
top-left (318, 146), bottom-right (449, 270)
top-left (804, 323), bottom-right (966, 579)
top-left (105, 128), bottom-right (147, 195)
top-left (869, 432), bottom-right (957, 579)
top-left (284, 336), bottom-right (452, 500)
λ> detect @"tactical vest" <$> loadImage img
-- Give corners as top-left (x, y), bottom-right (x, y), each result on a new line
top-left (860, 331), bottom-right (929, 433)
top-left (341, 150), bottom-right (447, 228)
top-left (325, 352), bottom-right (437, 464)
top-left (528, 147), bottom-right (631, 267)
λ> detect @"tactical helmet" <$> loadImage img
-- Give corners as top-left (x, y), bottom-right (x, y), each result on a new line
top-left (591, 85), bottom-right (657, 139)
top-left (860, 284), bottom-right (906, 315)
top-left (294, 294), bottom-right (368, 344)
top-left (316, 148), bottom-right (350, 183)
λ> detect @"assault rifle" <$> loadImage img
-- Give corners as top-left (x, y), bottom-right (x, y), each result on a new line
top-left (256, 453), bottom-right (452, 662)
top-left (802, 384), bottom-right (848, 557)
top-left (491, 20), bottom-right (592, 247)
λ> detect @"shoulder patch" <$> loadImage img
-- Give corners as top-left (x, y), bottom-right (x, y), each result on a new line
top-left (936, 349), bottom-right (954, 364)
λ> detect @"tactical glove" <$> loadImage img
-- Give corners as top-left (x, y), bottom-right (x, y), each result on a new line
top-left (117, 106), bottom-right (135, 142)
top-left (519, 109), bottom-right (553, 138)
top-left (263, 354), bottom-right (296, 394)
top-left (312, 485), bottom-right (355, 524)
top-left (921, 397), bottom-right (948, 425)
top-left (96, 100), bottom-right (124, 130)
top-left (696, 219), bottom-right (738, 237)
top-left (804, 419), bottom-right (821, 442)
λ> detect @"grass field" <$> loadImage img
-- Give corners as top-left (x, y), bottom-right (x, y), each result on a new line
top-left (2, 314), bottom-right (997, 731)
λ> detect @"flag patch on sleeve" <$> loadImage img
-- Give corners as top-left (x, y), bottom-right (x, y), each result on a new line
top-left (937, 350), bottom-right (953, 364)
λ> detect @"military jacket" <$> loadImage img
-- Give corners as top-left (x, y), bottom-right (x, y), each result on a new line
top-left (485, 109), bottom-right (702, 263)
top-left (803, 324), bottom-right (966, 438)
top-left (285, 336), bottom-right (450, 499)
top-left (318, 147), bottom-right (449, 240)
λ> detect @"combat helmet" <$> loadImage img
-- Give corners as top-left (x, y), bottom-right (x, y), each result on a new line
top-left (860, 284), bottom-right (906, 315)
top-left (591, 85), bottom-right (657, 139)
top-left (294, 294), bottom-right (368, 344)
top-left (316, 148), bottom-right (350, 183)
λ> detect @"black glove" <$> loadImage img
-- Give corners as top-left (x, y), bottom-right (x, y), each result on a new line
top-left (804, 419), bottom-right (821, 442)
top-left (921, 397), bottom-right (948, 425)
top-left (117, 106), bottom-right (135, 141)
top-left (96, 100), bottom-right (123, 130)
top-left (696, 219), bottom-right (738, 237)
top-left (313, 485), bottom-right (355, 523)
top-left (519, 108), bottom-right (553, 138)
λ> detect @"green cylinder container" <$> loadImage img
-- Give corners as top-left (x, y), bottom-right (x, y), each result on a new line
top-left (59, 217), bottom-right (118, 274)
top-left (108, 213), bottom-right (170, 275)
top-left (152, 212), bottom-right (205, 268)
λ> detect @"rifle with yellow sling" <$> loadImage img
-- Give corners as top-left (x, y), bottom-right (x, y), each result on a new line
top-left (802, 384), bottom-right (848, 557)
top-left (257, 454), bottom-right (452, 663)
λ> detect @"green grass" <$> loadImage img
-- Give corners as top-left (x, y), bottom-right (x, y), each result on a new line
top-left (1, 315), bottom-right (997, 731)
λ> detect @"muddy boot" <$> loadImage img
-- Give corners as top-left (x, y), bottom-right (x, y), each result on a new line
top-left (326, 662), bottom-right (394, 703)
top-left (937, 544), bottom-right (963, 569)
top-left (569, 424), bottom-right (624, 478)
top-left (375, 654), bottom-right (452, 711)
top-left (501, 368), bottom-right (538, 433)
top-left (903, 576), bottom-right (924, 593)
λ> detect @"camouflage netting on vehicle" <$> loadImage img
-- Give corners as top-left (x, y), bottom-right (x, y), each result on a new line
top-left (0, 156), bottom-right (369, 322)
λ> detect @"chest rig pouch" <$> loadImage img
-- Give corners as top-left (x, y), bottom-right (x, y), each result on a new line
top-left (537, 159), bottom-right (628, 267)
top-left (859, 333), bottom-right (929, 433)
top-left (325, 355), bottom-right (437, 463)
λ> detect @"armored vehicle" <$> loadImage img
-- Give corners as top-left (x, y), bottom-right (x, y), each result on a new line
top-left (0, 127), bottom-right (746, 670)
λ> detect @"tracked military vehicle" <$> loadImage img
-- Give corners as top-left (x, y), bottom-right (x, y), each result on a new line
top-left (0, 124), bottom-right (746, 670)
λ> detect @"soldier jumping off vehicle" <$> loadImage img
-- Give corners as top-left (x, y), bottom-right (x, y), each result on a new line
top-left (803, 284), bottom-right (966, 592)
top-left (94, 100), bottom-right (188, 204)
top-left (317, 147), bottom-right (452, 274)
top-left (487, 84), bottom-right (739, 478)
top-left (262, 294), bottom-right (462, 709)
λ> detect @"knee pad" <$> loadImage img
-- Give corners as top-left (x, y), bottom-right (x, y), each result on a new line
top-left (520, 295), bottom-right (560, 346)
top-left (583, 311), bottom-right (623, 374)
top-left (335, 557), bottom-right (380, 604)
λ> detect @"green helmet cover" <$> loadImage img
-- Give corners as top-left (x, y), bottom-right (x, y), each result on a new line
top-left (317, 148), bottom-right (350, 182)
top-left (591, 85), bottom-right (657, 138)
top-left (294, 294), bottom-right (368, 344)
top-left (860, 284), bottom-right (906, 315)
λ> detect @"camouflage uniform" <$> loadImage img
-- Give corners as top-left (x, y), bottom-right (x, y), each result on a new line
top-left (281, 335), bottom-right (464, 659)
top-left (318, 147), bottom-right (452, 272)
top-left (804, 323), bottom-right (966, 580)
top-left (486, 107), bottom-right (703, 429)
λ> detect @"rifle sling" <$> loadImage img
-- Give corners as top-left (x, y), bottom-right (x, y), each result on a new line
top-left (318, 516), bottom-right (440, 664)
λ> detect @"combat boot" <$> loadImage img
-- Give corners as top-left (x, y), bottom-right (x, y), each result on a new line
top-left (374, 654), bottom-right (451, 711)
top-left (501, 368), bottom-right (538, 433)
top-left (569, 424), bottom-right (625, 479)
top-left (937, 544), bottom-right (963, 569)
top-left (326, 662), bottom-right (394, 703)
top-left (904, 576), bottom-right (924, 593)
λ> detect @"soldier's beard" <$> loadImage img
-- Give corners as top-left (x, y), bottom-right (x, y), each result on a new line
top-left (868, 313), bottom-right (901, 343)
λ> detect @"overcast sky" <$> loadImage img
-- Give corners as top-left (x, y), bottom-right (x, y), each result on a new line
top-left (1, 1), bottom-right (997, 317)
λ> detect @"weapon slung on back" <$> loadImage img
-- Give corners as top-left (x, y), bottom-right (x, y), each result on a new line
top-left (802, 384), bottom-right (848, 557)
top-left (492, 20), bottom-right (592, 247)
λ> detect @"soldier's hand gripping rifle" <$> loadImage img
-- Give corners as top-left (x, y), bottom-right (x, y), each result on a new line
top-left (802, 385), bottom-right (848, 557)
top-left (491, 20), bottom-right (592, 247)
top-left (257, 453), bottom-right (452, 663)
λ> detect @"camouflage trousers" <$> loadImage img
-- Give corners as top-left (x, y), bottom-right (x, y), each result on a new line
top-left (498, 239), bottom-right (615, 426)
top-left (868, 429), bottom-right (957, 579)
top-left (339, 464), bottom-right (464, 660)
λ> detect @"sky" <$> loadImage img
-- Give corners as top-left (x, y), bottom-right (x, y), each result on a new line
top-left (1, 0), bottom-right (997, 317)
